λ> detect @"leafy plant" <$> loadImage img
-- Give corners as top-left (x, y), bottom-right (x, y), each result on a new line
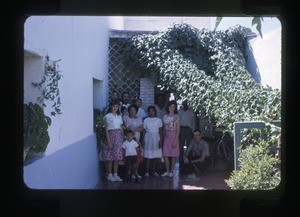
top-left (23, 102), bottom-right (51, 160)
top-left (94, 108), bottom-right (107, 153)
top-left (32, 55), bottom-right (63, 116)
top-left (119, 23), bottom-right (281, 134)
top-left (119, 23), bottom-right (281, 188)
top-left (225, 140), bottom-right (281, 190)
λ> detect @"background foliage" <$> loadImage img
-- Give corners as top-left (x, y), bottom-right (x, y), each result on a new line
top-left (119, 23), bottom-right (281, 188)
top-left (119, 23), bottom-right (281, 134)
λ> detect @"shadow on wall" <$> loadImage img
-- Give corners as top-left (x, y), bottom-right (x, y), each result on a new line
top-left (23, 134), bottom-right (100, 189)
top-left (246, 43), bottom-right (261, 84)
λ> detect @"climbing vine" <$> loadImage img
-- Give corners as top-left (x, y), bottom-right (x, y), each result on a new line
top-left (119, 23), bottom-right (281, 138)
top-left (32, 55), bottom-right (63, 116)
top-left (118, 23), bottom-right (281, 189)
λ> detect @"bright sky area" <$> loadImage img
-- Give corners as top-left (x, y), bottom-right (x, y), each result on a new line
top-left (211, 16), bottom-right (281, 34)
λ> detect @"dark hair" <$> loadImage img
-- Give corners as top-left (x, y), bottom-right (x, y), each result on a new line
top-left (193, 129), bottom-right (202, 134)
top-left (121, 106), bottom-right (128, 113)
top-left (121, 91), bottom-right (130, 98)
top-left (107, 99), bottom-right (121, 114)
top-left (128, 104), bottom-right (139, 113)
top-left (147, 105), bottom-right (157, 116)
top-left (124, 129), bottom-right (135, 136)
top-left (166, 100), bottom-right (178, 114)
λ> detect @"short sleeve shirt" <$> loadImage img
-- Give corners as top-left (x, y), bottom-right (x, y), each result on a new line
top-left (143, 117), bottom-right (163, 133)
top-left (104, 113), bottom-right (123, 130)
top-left (122, 140), bottom-right (139, 156)
top-left (186, 139), bottom-right (210, 157)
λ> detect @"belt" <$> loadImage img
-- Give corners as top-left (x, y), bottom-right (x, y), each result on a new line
top-left (180, 126), bottom-right (190, 128)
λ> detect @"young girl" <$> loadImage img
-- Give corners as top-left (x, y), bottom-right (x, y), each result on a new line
top-left (161, 100), bottom-right (180, 178)
top-left (142, 106), bottom-right (163, 177)
top-left (101, 99), bottom-right (124, 182)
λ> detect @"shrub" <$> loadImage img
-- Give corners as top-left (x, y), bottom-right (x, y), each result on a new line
top-left (23, 102), bottom-right (51, 160)
top-left (225, 141), bottom-right (281, 190)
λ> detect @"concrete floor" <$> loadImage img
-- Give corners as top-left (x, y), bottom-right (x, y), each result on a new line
top-left (95, 162), bottom-right (232, 190)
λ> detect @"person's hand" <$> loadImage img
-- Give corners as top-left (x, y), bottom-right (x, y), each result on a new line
top-left (183, 156), bottom-right (189, 164)
top-left (172, 142), bottom-right (177, 148)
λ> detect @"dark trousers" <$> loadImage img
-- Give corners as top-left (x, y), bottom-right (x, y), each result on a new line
top-left (179, 127), bottom-right (193, 172)
top-left (182, 153), bottom-right (210, 176)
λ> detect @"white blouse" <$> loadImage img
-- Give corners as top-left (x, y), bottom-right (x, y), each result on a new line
top-left (143, 117), bottom-right (163, 133)
top-left (104, 113), bottom-right (123, 130)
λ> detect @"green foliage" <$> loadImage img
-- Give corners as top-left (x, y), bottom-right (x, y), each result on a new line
top-left (119, 23), bottom-right (281, 133)
top-left (225, 141), bottom-right (281, 190)
top-left (32, 55), bottom-right (63, 116)
top-left (119, 23), bottom-right (281, 189)
top-left (94, 108), bottom-right (107, 152)
top-left (23, 102), bottom-right (51, 159)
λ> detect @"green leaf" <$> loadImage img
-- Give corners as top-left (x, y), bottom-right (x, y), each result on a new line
top-left (252, 17), bottom-right (263, 38)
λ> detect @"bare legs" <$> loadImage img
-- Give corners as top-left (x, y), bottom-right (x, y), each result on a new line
top-left (164, 156), bottom-right (176, 174)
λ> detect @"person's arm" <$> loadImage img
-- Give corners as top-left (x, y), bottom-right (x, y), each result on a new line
top-left (190, 156), bottom-right (205, 163)
top-left (135, 124), bottom-right (144, 132)
top-left (104, 116), bottom-right (112, 149)
top-left (172, 117), bottom-right (180, 148)
top-left (191, 110), bottom-right (196, 131)
top-left (158, 126), bottom-right (163, 149)
top-left (105, 127), bottom-right (112, 149)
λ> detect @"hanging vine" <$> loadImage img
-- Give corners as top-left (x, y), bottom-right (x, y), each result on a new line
top-left (119, 23), bottom-right (281, 140)
top-left (32, 55), bottom-right (63, 116)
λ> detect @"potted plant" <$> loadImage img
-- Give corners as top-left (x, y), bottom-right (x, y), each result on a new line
top-left (23, 102), bottom-right (51, 161)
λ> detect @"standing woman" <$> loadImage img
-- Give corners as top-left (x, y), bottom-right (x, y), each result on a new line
top-left (142, 106), bottom-right (163, 177)
top-left (125, 104), bottom-right (143, 142)
top-left (102, 99), bottom-right (124, 182)
top-left (161, 100), bottom-right (180, 178)
top-left (124, 104), bottom-right (144, 178)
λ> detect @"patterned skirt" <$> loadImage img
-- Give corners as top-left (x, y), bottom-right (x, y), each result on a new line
top-left (101, 129), bottom-right (124, 161)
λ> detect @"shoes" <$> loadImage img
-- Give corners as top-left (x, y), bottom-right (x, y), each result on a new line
top-left (134, 176), bottom-right (141, 183)
top-left (132, 174), bottom-right (142, 179)
top-left (153, 172), bottom-right (160, 177)
top-left (144, 173), bottom-right (150, 177)
top-left (169, 172), bottom-right (174, 178)
top-left (107, 174), bottom-right (116, 182)
top-left (186, 173), bottom-right (197, 179)
top-left (161, 172), bottom-right (169, 177)
top-left (113, 174), bottom-right (123, 182)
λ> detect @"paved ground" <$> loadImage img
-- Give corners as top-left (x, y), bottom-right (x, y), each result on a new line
top-left (95, 162), bottom-right (232, 190)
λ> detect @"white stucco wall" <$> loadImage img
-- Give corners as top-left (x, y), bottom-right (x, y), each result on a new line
top-left (24, 16), bottom-right (110, 155)
top-left (23, 16), bottom-right (117, 189)
top-left (247, 27), bottom-right (282, 90)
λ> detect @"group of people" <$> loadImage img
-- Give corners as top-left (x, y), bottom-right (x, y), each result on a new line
top-left (100, 91), bottom-right (211, 183)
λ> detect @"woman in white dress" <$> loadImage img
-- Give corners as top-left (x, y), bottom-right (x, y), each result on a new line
top-left (142, 105), bottom-right (163, 177)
